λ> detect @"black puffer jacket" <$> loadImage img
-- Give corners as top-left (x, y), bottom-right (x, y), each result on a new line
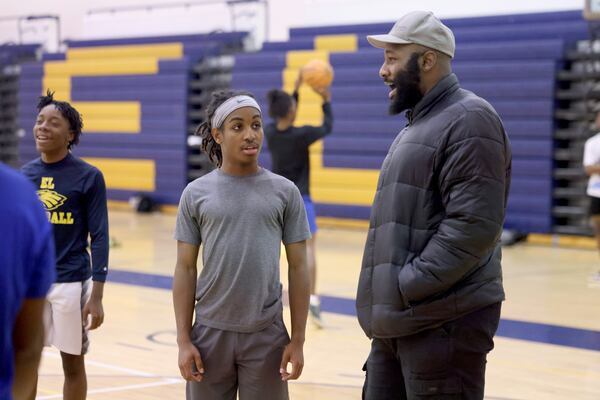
top-left (356, 73), bottom-right (512, 338)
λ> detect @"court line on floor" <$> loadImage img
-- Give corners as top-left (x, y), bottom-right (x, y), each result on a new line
top-left (42, 349), bottom-right (155, 377)
top-left (116, 341), bottom-right (154, 351)
top-left (290, 380), bottom-right (361, 389)
top-left (107, 268), bottom-right (600, 352)
top-left (39, 350), bottom-right (182, 399)
top-left (37, 379), bottom-right (181, 399)
top-left (288, 381), bottom-right (521, 400)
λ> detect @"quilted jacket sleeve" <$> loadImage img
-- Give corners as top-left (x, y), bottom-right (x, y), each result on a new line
top-left (397, 109), bottom-right (511, 304)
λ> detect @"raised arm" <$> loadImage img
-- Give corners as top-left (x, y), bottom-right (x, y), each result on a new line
top-left (304, 86), bottom-right (333, 145)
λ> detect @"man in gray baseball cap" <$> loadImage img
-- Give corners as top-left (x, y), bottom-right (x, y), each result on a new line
top-left (356, 10), bottom-right (512, 400)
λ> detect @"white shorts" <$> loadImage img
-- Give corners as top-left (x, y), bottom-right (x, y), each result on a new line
top-left (44, 279), bottom-right (92, 356)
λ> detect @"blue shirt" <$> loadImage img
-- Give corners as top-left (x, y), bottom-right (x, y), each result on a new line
top-left (22, 153), bottom-right (109, 283)
top-left (0, 163), bottom-right (55, 399)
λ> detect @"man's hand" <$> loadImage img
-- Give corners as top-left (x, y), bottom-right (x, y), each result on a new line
top-left (82, 297), bottom-right (104, 330)
top-left (279, 339), bottom-right (304, 381)
top-left (178, 340), bottom-right (204, 382)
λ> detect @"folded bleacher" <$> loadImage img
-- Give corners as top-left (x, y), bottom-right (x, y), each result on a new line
top-left (0, 44), bottom-right (39, 166)
top-left (17, 32), bottom-right (246, 205)
top-left (231, 10), bottom-right (589, 233)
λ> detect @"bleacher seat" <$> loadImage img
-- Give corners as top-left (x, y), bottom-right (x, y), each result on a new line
top-left (18, 32), bottom-right (247, 207)
top-left (231, 10), bottom-right (589, 233)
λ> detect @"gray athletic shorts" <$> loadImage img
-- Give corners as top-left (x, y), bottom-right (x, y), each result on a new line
top-left (187, 317), bottom-right (290, 400)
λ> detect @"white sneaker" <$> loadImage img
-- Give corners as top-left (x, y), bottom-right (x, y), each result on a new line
top-left (309, 303), bottom-right (324, 328)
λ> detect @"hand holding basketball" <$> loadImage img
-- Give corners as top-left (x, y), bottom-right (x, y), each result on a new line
top-left (312, 85), bottom-right (331, 102)
top-left (302, 59), bottom-right (334, 90)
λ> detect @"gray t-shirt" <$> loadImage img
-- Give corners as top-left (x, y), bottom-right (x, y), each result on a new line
top-left (174, 168), bottom-right (310, 333)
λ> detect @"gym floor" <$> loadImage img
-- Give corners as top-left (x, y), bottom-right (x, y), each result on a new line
top-left (35, 210), bottom-right (600, 399)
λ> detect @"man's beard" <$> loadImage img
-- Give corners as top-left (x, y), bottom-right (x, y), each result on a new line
top-left (389, 53), bottom-right (424, 115)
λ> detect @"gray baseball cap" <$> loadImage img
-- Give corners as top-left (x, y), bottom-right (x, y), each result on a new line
top-left (367, 11), bottom-right (455, 58)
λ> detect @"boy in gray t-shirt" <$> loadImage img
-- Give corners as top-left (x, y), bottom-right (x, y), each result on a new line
top-left (173, 90), bottom-right (311, 400)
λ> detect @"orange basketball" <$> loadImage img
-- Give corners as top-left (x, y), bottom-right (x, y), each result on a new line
top-left (302, 59), bottom-right (334, 89)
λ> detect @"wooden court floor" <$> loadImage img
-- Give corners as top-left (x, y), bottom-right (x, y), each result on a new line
top-left (35, 210), bottom-right (600, 399)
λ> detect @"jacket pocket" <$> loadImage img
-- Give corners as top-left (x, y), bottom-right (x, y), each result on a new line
top-left (397, 252), bottom-right (415, 307)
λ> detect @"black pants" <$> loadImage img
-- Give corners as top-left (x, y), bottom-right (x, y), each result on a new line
top-left (362, 302), bottom-right (501, 400)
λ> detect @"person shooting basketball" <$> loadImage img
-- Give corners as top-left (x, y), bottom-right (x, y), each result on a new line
top-left (265, 64), bottom-right (333, 327)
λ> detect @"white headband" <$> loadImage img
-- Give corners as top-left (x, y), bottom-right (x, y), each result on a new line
top-left (211, 95), bottom-right (262, 128)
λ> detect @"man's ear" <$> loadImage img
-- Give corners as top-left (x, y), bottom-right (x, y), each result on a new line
top-left (421, 50), bottom-right (437, 72)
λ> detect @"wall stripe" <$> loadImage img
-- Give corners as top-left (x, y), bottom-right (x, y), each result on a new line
top-left (44, 58), bottom-right (160, 76)
top-left (72, 102), bottom-right (140, 117)
top-left (79, 118), bottom-right (141, 133)
top-left (311, 187), bottom-right (375, 205)
top-left (315, 34), bottom-right (358, 52)
top-left (42, 77), bottom-right (71, 91)
top-left (83, 157), bottom-right (156, 191)
top-left (71, 102), bottom-right (142, 133)
top-left (67, 43), bottom-right (183, 60)
top-left (286, 50), bottom-right (329, 69)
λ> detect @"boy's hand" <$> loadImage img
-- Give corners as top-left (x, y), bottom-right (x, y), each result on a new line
top-left (82, 298), bottom-right (104, 330)
top-left (178, 340), bottom-right (204, 382)
top-left (279, 339), bottom-right (304, 381)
